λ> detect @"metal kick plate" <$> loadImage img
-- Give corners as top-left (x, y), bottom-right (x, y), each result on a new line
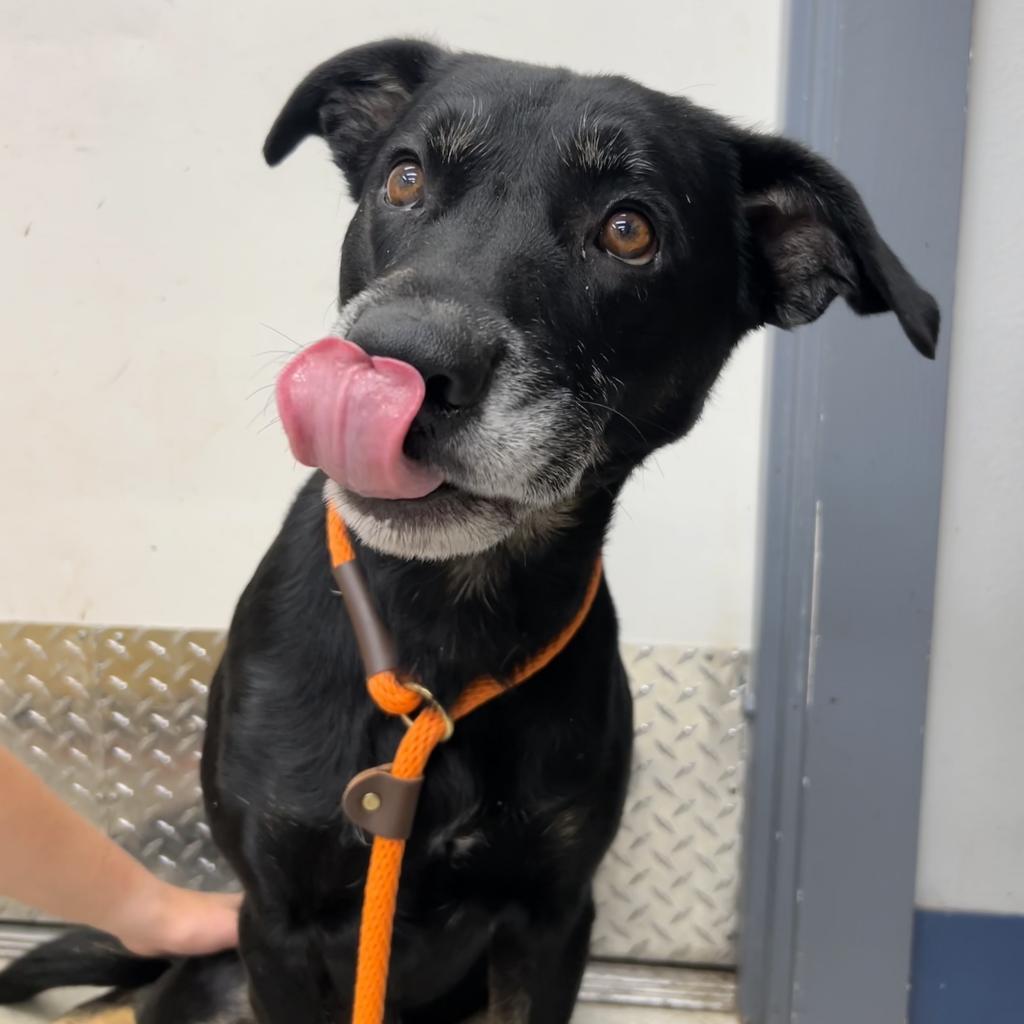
top-left (0, 623), bottom-right (746, 966)
top-left (95, 628), bottom-right (231, 891)
top-left (0, 625), bottom-right (104, 839)
top-left (591, 646), bottom-right (746, 965)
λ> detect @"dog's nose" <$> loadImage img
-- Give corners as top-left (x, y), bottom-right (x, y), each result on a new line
top-left (348, 301), bottom-right (501, 414)
top-left (421, 356), bottom-right (491, 411)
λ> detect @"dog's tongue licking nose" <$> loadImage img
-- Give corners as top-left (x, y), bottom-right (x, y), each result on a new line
top-left (276, 337), bottom-right (444, 500)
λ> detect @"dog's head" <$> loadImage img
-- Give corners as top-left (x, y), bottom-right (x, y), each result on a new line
top-left (268, 39), bottom-right (938, 560)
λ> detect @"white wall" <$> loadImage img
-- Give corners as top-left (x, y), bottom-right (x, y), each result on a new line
top-left (0, 1), bottom-right (783, 646)
top-left (917, 0), bottom-right (1024, 916)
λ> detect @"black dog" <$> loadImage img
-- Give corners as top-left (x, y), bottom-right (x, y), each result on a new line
top-left (0, 37), bottom-right (937, 1024)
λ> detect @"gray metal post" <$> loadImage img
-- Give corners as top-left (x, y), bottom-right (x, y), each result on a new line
top-left (739, 2), bottom-right (973, 1022)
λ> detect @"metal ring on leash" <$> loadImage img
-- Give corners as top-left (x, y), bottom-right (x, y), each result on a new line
top-left (399, 682), bottom-right (455, 741)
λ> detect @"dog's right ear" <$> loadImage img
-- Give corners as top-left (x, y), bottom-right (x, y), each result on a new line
top-left (263, 39), bottom-right (447, 183)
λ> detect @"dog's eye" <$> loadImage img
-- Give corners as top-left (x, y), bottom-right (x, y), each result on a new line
top-left (385, 161), bottom-right (426, 207)
top-left (599, 210), bottom-right (657, 265)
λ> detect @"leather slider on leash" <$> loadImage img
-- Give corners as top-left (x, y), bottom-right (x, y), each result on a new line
top-left (332, 561), bottom-right (398, 676)
top-left (342, 764), bottom-right (423, 840)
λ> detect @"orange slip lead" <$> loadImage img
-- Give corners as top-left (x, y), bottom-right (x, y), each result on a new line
top-left (325, 504), bottom-right (601, 1024)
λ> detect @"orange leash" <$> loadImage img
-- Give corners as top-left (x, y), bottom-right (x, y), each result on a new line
top-left (326, 505), bottom-right (602, 1024)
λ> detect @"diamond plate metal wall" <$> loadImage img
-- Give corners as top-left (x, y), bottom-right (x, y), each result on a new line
top-left (95, 629), bottom-right (234, 893)
top-left (0, 624), bottom-right (746, 966)
top-left (0, 624), bottom-right (105, 922)
top-left (592, 645), bottom-right (747, 965)
top-left (0, 625), bottom-right (237, 924)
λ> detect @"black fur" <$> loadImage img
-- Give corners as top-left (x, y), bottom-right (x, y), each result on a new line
top-left (0, 928), bottom-right (167, 1004)
top-left (0, 38), bottom-right (937, 1024)
top-left (200, 473), bottom-right (628, 1022)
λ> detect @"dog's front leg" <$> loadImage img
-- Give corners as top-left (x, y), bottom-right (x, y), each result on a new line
top-left (487, 895), bottom-right (594, 1024)
top-left (239, 900), bottom-right (337, 1024)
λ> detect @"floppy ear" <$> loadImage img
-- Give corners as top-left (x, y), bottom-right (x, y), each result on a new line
top-left (735, 131), bottom-right (939, 358)
top-left (263, 39), bottom-right (447, 185)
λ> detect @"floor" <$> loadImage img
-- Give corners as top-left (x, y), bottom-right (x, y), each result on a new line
top-left (577, 1009), bottom-right (736, 1023)
top-left (0, 951), bottom-right (737, 1023)
top-left (0, 987), bottom-right (736, 1024)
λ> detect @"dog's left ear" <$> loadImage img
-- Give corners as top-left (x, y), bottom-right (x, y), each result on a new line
top-left (263, 38), bottom-right (447, 185)
top-left (734, 131), bottom-right (939, 358)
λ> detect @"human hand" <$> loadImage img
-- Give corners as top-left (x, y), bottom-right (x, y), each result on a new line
top-left (110, 880), bottom-right (242, 958)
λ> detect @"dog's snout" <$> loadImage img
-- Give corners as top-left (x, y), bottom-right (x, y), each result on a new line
top-left (348, 300), bottom-right (502, 414)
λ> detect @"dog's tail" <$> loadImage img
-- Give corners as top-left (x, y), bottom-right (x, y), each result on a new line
top-left (0, 928), bottom-right (170, 1004)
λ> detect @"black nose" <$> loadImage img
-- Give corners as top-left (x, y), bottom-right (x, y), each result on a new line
top-left (348, 300), bottom-right (501, 413)
top-left (422, 359), bottom-right (491, 410)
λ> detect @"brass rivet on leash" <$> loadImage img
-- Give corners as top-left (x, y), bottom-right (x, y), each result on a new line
top-left (341, 764), bottom-right (424, 840)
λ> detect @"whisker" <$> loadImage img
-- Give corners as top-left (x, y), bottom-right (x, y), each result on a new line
top-left (259, 386), bottom-right (279, 418)
top-left (245, 381), bottom-right (277, 401)
top-left (576, 398), bottom-right (649, 442)
top-left (257, 323), bottom-right (303, 350)
top-left (251, 354), bottom-right (291, 379)
top-left (247, 404), bottom-right (271, 429)
top-left (323, 295), bottom-right (341, 328)
top-left (247, 388), bottom-right (281, 429)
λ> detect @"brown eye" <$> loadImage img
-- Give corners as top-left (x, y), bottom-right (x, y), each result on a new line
top-left (385, 161), bottom-right (425, 207)
top-left (599, 209), bottom-right (657, 264)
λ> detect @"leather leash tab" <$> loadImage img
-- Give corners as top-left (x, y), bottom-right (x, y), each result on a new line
top-left (342, 764), bottom-right (423, 840)
top-left (333, 561), bottom-right (398, 676)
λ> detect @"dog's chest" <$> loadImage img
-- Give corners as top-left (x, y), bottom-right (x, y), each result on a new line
top-left (397, 736), bottom-right (609, 905)
top-left (422, 792), bottom-right (588, 866)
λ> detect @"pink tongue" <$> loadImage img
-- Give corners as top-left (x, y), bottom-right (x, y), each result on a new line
top-left (276, 337), bottom-right (444, 500)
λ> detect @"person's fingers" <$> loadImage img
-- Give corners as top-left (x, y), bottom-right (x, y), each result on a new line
top-left (167, 889), bottom-right (242, 956)
top-left (118, 884), bottom-right (242, 957)
top-left (210, 891), bottom-right (244, 911)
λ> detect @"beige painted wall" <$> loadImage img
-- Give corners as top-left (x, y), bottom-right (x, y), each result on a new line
top-left (0, 2), bottom-right (783, 646)
top-left (917, 0), bottom-right (1024, 915)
